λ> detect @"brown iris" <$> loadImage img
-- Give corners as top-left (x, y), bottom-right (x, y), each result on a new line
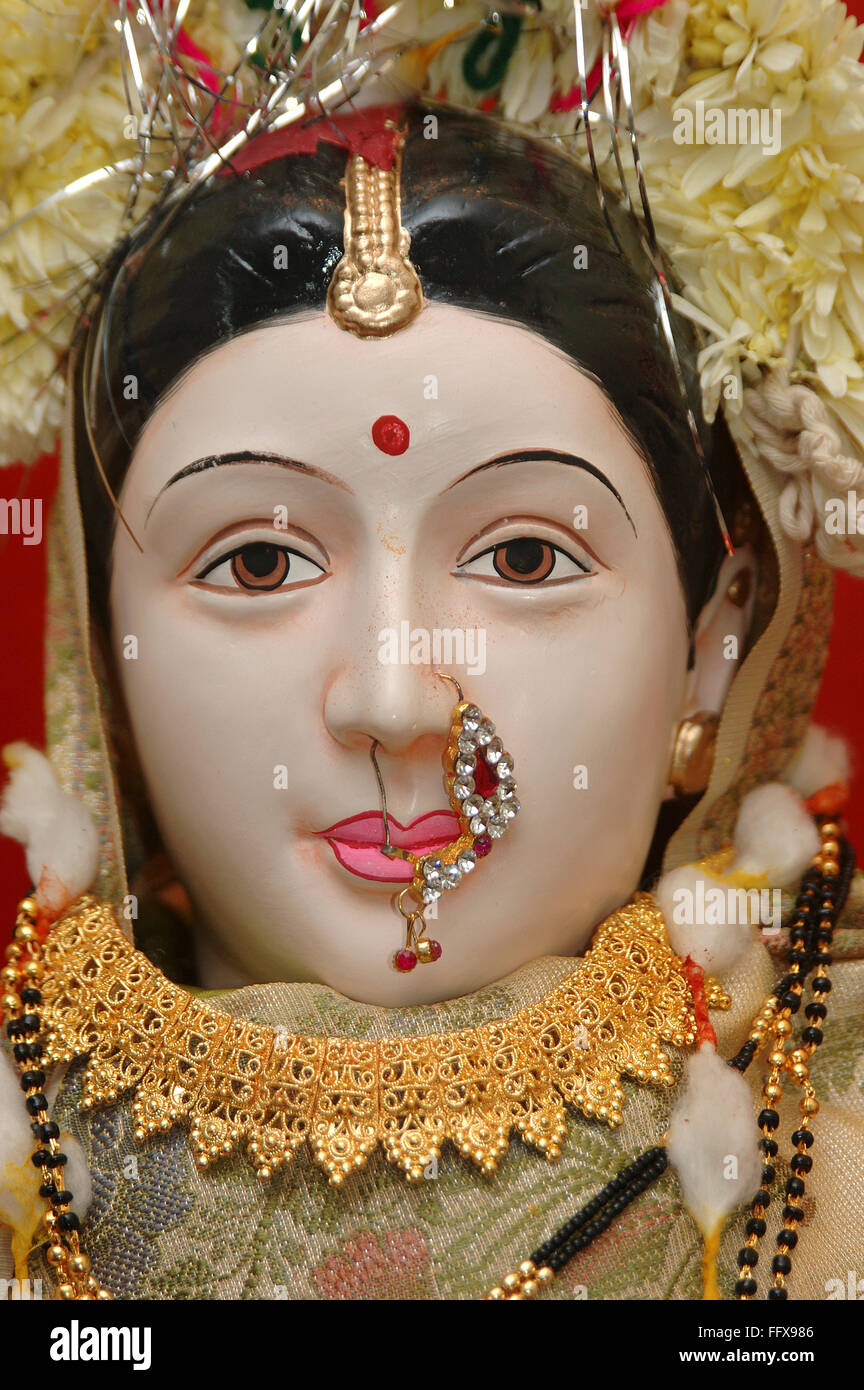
top-left (492, 539), bottom-right (556, 584)
top-left (230, 543), bottom-right (290, 591)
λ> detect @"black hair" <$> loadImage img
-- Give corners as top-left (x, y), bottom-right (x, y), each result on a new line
top-left (75, 103), bottom-right (743, 630)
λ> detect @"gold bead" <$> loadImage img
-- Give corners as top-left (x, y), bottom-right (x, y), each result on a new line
top-left (821, 838), bottom-right (840, 857)
top-left (46, 1243), bottom-right (66, 1266)
top-left (521, 1279), bottom-right (539, 1298)
top-left (13, 921), bottom-right (37, 944)
top-left (775, 1019), bottom-right (792, 1037)
top-left (22, 958), bottom-right (42, 980)
top-left (820, 822), bottom-right (840, 840)
top-left (97, 1288), bottom-right (113, 1300)
top-left (502, 1273), bottom-right (521, 1291)
top-left (43, 1210), bottom-right (57, 1231)
top-left (764, 1083), bottom-right (783, 1102)
top-left (822, 859), bottom-right (840, 877)
top-left (769, 1051), bottom-right (786, 1068)
top-left (518, 1260), bottom-right (537, 1280)
top-left (802, 1096), bottom-right (820, 1116)
top-left (790, 1049), bottom-right (808, 1065)
top-left (69, 1253), bottom-right (91, 1276)
top-left (791, 1063), bottom-right (809, 1081)
top-left (1, 965), bottom-right (19, 986)
top-left (488, 1287), bottom-right (506, 1300)
top-left (537, 1267), bottom-right (554, 1285)
top-left (4, 942), bottom-right (23, 961)
top-left (17, 896), bottom-right (38, 922)
top-left (56, 1283), bottom-right (76, 1300)
top-left (1, 993), bottom-right (20, 1015)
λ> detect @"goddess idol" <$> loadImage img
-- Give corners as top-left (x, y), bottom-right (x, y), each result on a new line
top-left (1, 0), bottom-right (864, 1302)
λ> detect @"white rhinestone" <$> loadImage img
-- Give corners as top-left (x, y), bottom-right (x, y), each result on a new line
top-left (452, 776), bottom-right (475, 802)
top-left (497, 778), bottom-right (517, 800)
top-left (496, 754), bottom-right (514, 779)
top-left (487, 819), bottom-right (506, 839)
top-left (476, 719), bottom-right (495, 746)
top-left (458, 732), bottom-right (478, 754)
top-left (422, 884), bottom-right (442, 903)
top-left (462, 795), bottom-right (485, 819)
top-left (501, 799), bottom-right (520, 819)
top-left (484, 738), bottom-right (503, 765)
top-left (469, 815), bottom-right (487, 836)
top-left (457, 850), bottom-right (477, 874)
top-left (461, 705), bottom-right (482, 732)
top-left (423, 857), bottom-right (444, 881)
top-left (441, 863), bottom-right (462, 889)
top-left (455, 755), bottom-right (476, 776)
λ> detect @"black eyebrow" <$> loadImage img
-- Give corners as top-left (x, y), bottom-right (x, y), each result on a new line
top-left (447, 450), bottom-right (637, 536)
top-left (145, 450), bottom-right (352, 524)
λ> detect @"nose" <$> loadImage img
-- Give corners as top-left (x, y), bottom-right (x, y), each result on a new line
top-left (324, 642), bottom-right (459, 757)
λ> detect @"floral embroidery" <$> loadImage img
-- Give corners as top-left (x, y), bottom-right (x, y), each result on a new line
top-left (311, 1228), bottom-right (439, 1301)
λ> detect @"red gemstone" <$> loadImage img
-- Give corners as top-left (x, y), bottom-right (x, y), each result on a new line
top-left (474, 835), bottom-right (492, 857)
top-left (427, 939), bottom-right (442, 961)
top-left (394, 948), bottom-right (418, 972)
top-left (474, 752), bottom-right (497, 798)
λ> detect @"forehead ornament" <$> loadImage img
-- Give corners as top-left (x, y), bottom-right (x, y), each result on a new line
top-left (327, 132), bottom-right (423, 339)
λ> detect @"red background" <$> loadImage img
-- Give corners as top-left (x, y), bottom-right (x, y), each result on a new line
top-left (3, 4), bottom-right (864, 930)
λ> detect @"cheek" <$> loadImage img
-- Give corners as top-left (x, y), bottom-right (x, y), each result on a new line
top-left (490, 570), bottom-right (689, 876)
top-left (108, 561), bottom-right (324, 823)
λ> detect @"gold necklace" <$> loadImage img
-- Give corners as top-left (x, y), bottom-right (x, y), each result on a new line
top-left (38, 893), bottom-right (725, 1187)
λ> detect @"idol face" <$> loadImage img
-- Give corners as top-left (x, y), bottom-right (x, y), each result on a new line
top-left (109, 303), bottom-right (740, 1005)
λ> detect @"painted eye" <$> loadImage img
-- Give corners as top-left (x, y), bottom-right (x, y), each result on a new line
top-left (457, 538), bottom-right (591, 586)
top-left (195, 542), bottom-right (324, 592)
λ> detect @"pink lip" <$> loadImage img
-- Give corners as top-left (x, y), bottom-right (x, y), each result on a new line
top-left (316, 810), bottom-right (460, 882)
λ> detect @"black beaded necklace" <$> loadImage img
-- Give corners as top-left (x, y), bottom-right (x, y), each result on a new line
top-left (486, 819), bottom-right (855, 1300)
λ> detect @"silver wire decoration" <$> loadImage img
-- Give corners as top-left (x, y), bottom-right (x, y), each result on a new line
top-left (572, 1), bottom-right (734, 557)
top-left (0, 0), bottom-right (411, 521)
top-left (6, 0), bottom-right (732, 560)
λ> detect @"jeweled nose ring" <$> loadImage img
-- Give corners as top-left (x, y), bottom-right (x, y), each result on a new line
top-left (369, 673), bottom-right (520, 972)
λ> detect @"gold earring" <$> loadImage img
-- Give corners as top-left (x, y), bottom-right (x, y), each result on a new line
top-left (669, 712), bottom-right (719, 797)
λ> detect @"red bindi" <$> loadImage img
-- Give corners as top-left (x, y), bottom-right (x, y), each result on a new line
top-left (372, 415), bottom-right (410, 455)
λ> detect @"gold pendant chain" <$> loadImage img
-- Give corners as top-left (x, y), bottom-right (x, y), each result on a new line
top-left (2, 898), bottom-right (111, 1300)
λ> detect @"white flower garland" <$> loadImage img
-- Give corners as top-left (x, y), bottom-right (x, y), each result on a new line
top-left (3, 0), bottom-right (864, 571)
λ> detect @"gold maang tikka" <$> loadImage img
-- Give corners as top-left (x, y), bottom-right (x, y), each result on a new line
top-left (327, 128), bottom-right (423, 338)
top-left (371, 674), bottom-right (520, 972)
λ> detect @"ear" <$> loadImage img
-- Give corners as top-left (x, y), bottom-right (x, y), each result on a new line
top-left (679, 543), bottom-right (758, 721)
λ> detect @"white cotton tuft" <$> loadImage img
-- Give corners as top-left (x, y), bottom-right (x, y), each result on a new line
top-left (667, 1047), bottom-right (762, 1238)
top-left (655, 865), bottom-right (752, 975)
top-left (785, 725), bottom-right (851, 800)
top-left (732, 782), bottom-right (820, 885)
top-left (0, 742), bottom-right (99, 918)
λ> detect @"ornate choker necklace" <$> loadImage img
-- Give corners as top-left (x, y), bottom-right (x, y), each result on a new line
top-left (4, 889), bottom-right (731, 1301)
top-left (36, 893), bottom-right (715, 1182)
